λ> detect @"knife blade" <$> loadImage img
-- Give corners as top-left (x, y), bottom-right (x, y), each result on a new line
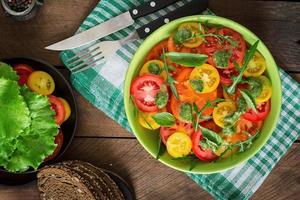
top-left (45, 0), bottom-right (179, 51)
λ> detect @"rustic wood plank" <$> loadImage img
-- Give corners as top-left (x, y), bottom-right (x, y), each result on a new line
top-left (0, 139), bottom-right (299, 200)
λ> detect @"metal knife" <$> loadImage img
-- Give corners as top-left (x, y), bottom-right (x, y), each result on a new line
top-left (45, 0), bottom-right (180, 51)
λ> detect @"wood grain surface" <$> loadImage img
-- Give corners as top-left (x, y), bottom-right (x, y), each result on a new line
top-left (0, 0), bottom-right (299, 200)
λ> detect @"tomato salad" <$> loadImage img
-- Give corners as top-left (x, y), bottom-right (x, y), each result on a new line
top-left (130, 22), bottom-right (272, 165)
top-left (13, 64), bottom-right (72, 162)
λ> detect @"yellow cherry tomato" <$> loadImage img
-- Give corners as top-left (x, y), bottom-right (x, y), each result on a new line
top-left (256, 75), bottom-right (272, 103)
top-left (166, 132), bottom-right (192, 158)
top-left (213, 101), bottom-right (236, 128)
top-left (189, 64), bottom-right (220, 93)
top-left (58, 97), bottom-right (71, 121)
top-left (27, 71), bottom-right (55, 95)
top-left (178, 22), bottom-right (203, 48)
top-left (139, 60), bottom-right (167, 80)
top-left (244, 51), bottom-right (266, 77)
top-left (138, 111), bottom-right (160, 130)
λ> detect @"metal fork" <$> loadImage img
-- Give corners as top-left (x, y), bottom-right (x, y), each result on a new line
top-left (66, 32), bottom-right (139, 73)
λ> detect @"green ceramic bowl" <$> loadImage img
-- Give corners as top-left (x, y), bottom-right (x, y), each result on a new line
top-left (124, 15), bottom-right (281, 174)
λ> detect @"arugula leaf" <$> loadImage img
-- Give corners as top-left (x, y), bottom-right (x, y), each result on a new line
top-left (240, 90), bottom-right (257, 112)
top-left (155, 91), bottom-right (169, 109)
top-left (162, 49), bottom-right (179, 100)
top-left (173, 28), bottom-right (193, 44)
top-left (179, 103), bottom-right (193, 122)
top-left (0, 62), bottom-right (18, 81)
top-left (164, 52), bottom-right (208, 67)
top-left (152, 112), bottom-right (176, 126)
top-left (226, 40), bottom-right (259, 94)
top-left (189, 79), bottom-right (203, 93)
top-left (213, 50), bottom-right (231, 68)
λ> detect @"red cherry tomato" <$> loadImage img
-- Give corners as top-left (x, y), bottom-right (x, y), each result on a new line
top-left (44, 130), bottom-right (64, 162)
top-left (218, 68), bottom-right (239, 86)
top-left (49, 95), bottom-right (66, 125)
top-left (192, 130), bottom-right (218, 162)
top-left (236, 118), bottom-right (263, 136)
top-left (130, 74), bottom-right (164, 112)
top-left (242, 100), bottom-right (271, 122)
top-left (160, 120), bottom-right (194, 144)
top-left (13, 64), bottom-right (34, 85)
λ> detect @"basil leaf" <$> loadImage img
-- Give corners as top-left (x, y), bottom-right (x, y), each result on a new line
top-left (156, 137), bottom-right (165, 159)
top-left (155, 91), bottom-right (169, 109)
top-left (226, 40), bottom-right (259, 94)
top-left (213, 50), bottom-right (231, 68)
top-left (152, 112), bottom-right (176, 126)
top-left (244, 77), bottom-right (263, 98)
top-left (148, 63), bottom-right (161, 75)
top-left (164, 52), bottom-right (208, 67)
top-left (240, 90), bottom-right (257, 112)
top-left (173, 28), bottom-right (193, 44)
top-left (200, 127), bottom-right (223, 146)
top-left (179, 103), bottom-right (193, 122)
top-left (189, 79), bottom-right (203, 93)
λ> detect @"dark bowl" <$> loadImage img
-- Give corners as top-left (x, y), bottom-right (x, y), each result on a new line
top-left (0, 57), bottom-right (77, 185)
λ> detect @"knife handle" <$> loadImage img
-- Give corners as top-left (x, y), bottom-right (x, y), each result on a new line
top-left (136, 0), bottom-right (208, 39)
top-left (129, 0), bottom-right (179, 20)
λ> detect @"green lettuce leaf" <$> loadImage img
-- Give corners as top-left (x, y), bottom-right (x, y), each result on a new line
top-left (0, 62), bottom-right (18, 81)
top-left (4, 87), bottom-right (59, 172)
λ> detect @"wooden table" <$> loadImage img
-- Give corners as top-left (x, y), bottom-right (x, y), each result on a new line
top-left (0, 0), bottom-right (299, 199)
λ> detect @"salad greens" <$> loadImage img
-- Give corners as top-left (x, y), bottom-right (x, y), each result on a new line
top-left (164, 52), bottom-right (208, 67)
top-left (0, 62), bottom-right (58, 172)
top-left (179, 103), bottom-right (193, 122)
top-left (213, 50), bottom-right (231, 68)
top-left (152, 112), bottom-right (176, 127)
top-left (189, 79), bottom-right (204, 93)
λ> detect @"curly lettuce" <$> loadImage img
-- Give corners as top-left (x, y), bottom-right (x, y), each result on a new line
top-left (0, 63), bottom-right (59, 172)
top-left (0, 62), bottom-right (18, 81)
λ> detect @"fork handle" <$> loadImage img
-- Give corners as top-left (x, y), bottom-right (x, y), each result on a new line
top-left (129, 0), bottom-right (179, 20)
top-left (136, 0), bottom-right (208, 39)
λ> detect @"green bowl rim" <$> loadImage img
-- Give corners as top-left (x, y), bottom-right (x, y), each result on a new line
top-left (124, 15), bottom-right (282, 174)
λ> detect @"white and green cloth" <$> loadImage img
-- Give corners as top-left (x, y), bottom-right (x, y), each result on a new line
top-left (60, 0), bottom-right (300, 199)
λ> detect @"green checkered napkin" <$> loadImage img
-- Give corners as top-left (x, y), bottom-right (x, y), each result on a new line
top-left (60, 0), bottom-right (300, 199)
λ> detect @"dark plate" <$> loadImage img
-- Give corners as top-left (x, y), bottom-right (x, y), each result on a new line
top-left (0, 57), bottom-right (77, 185)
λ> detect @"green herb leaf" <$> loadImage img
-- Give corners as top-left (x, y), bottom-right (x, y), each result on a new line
top-left (148, 63), bottom-right (161, 75)
top-left (213, 50), bottom-right (231, 68)
top-left (164, 52), bottom-right (208, 67)
top-left (179, 103), bottom-right (193, 122)
top-left (189, 79), bottom-right (203, 93)
top-left (172, 154), bottom-right (198, 171)
top-left (152, 112), bottom-right (176, 126)
top-left (226, 40), bottom-right (259, 94)
top-left (240, 90), bottom-right (257, 112)
top-left (155, 91), bottom-right (169, 109)
top-left (200, 126), bottom-right (223, 147)
top-left (156, 137), bottom-right (165, 159)
top-left (173, 28), bottom-right (193, 44)
top-left (243, 77), bottom-right (263, 98)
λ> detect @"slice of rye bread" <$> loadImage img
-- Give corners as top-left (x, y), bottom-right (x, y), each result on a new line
top-left (37, 165), bottom-right (96, 200)
top-left (58, 161), bottom-right (112, 200)
top-left (61, 160), bottom-right (124, 200)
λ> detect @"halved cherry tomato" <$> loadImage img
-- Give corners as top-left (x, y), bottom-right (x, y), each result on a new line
top-left (160, 120), bottom-right (194, 144)
top-left (13, 64), bottom-right (34, 85)
top-left (256, 75), bottom-right (272, 103)
top-left (200, 120), bottom-right (221, 133)
top-left (178, 22), bottom-right (203, 48)
top-left (189, 64), bottom-right (220, 93)
top-left (213, 101), bottom-right (236, 128)
top-left (145, 39), bottom-right (168, 61)
top-left (27, 71), bottom-right (55, 95)
top-left (236, 118), bottom-right (263, 136)
top-left (130, 74), bottom-right (164, 112)
top-left (44, 130), bottom-right (64, 162)
top-left (218, 68), bottom-right (239, 86)
top-left (139, 60), bottom-right (167, 80)
top-left (166, 132), bottom-right (192, 158)
top-left (58, 97), bottom-right (71, 122)
top-left (242, 100), bottom-right (270, 122)
top-left (192, 130), bottom-right (218, 161)
top-left (138, 111), bottom-right (160, 130)
top-left (244, 51), bottom-right (266, 77)
top-left (49, 95), bottom-right (66, 125)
